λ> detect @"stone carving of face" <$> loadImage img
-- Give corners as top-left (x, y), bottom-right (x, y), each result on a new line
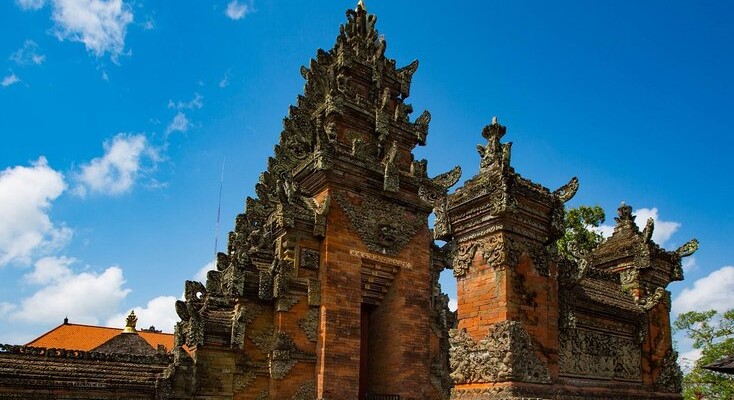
top-left (378, 224), bottom-right (399, 249)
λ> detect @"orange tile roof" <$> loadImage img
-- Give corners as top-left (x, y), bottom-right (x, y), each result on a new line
top-left (26, 323), bottom-right (174, 353)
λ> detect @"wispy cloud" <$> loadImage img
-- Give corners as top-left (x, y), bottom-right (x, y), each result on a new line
top-left (16, 0), bottom-right (134, 60)
top-left (1, 73), bottom-right (21, 87)
top-left (225, 0), bottom-right (249, 20)
top-left (73, 133), bottom-right (161, 197)
top-left (15, 0), bottom-right (45, 10)
top-left (10, 40), bottom-right (46, 65)
top-left (0, 158), bottom-right (72, 267)
top-left (167, 92), bottom-right (203, 110)
top-left (165, 93), bottom-right (203, 135)
top-left (165, 112), bottom-right (191, 135)
top-left (219, 69), bottom-right (232, 88)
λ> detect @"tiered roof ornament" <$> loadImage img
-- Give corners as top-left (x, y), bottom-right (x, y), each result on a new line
top-left (586, 203), bottom-right (699, 309)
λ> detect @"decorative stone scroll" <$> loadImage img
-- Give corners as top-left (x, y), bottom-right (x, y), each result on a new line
top-left (452, 242), bottom-right (478, 277)
top-left (449, 321), bottom-right (551, 384)
top-left (479, 234), bottom-right (551, 276)
top-left (335, 191), bottom-right (425, 256)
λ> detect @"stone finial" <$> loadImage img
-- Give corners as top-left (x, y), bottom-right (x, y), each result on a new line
top-left (123, 310), bottom-right (138, 334)
top-left (615, 203), bottom-right (634, 224)
top-left (357, 0), bottom-right (366, 11)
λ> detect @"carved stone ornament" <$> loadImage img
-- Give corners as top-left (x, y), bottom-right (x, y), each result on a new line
top-left (334, 190), bottom-right (425, 255)
top-left (270, 331), bottom-right (316, 380)
top-left (452, 242), bottom-right (478, 277)
top-left (307, 279), bottom-right (321, 306)
top-left (174, 280), bottom-right (207, 347)
top-left (248, 324), bottom-right (275, 354)
top-left (449, 321), bottom-right (551, 384)
top-left (298, 308), bottom-right (320, 342)
top-left (477, 117), bottom-right (511, 173)
top-left (292, 380), bottom-right (316, 400)
top-left (299, 248), bottom-right (320, 270)
top-left (255, 389), bottom-right (270, 400)
top-left (301, 195), bottom-right (331, 238)
top-left (231, 302), bottom-right (263, 350)
top-left (559, 327), bottom-right (642, 382)
top-left (552, 176), bottom-right (579, 203)
top-left (637, 286), bottom-right (666, 311)
top-left (383, 141), bottom-right (400, 193)
top-left (655, 349), bottom-right (683, 393)
top-left (233, 371), bottom-right (256, 391)
top-left (419, 165), bottom-right (462, 240)
top-left (276, 295), bottom-right (300, 312)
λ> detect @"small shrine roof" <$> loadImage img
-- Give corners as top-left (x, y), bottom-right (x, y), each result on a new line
top-left (26, 320), bottom-right (173, 353)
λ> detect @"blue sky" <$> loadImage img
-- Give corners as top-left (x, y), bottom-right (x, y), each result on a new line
top-left (1, 0), bottom-right (732, 366)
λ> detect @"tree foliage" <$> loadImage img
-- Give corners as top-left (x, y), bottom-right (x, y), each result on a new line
top-left (557, 205), bottom-right (606, 260)
top-left (674, 309), bottom-right (734, 399)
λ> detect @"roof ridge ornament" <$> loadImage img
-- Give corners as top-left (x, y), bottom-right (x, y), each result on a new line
top-left (122, 310), bottom-right (138, 334)
top-left (357, 0), bottom-right (366, 11)
top-left (477, 116), bottom-right (512, 172)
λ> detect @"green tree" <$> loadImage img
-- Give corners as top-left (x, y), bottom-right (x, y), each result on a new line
top-left (674, 309), bottom-right (734, 399)
top-left (557, 205), bottom-right (606, 260)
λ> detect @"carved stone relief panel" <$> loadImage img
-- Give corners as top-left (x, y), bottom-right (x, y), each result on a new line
top-left (559, 326), bottom-right (641, 382)
top-left (449, 321), bottom-right (551, 384)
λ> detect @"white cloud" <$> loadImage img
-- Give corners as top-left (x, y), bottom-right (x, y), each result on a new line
top-left (50, 0), bottom-right (134, 59)
top-left (74, 133), bottom-right (160, 196)
top-left (167, 93), bottom-right (203, 110)
top-left (10, 40), bottom-right (46, 65)
top-left (25, 256), bottom-right (75, 284)
top-left (165, 112), bottom-right (191, 135)
top-left (448, 297), bottom-right (457, 312)
top-left (106, 296), bottom-right (178, 333)
top-left (16, 0), bottom-right (45, 10)
top-left (225, 0), bottom-right (249, 20)
top-left (219, 69), bottom-right (231, 88)
top-left (678, 347), bottom-right (703, 372)
top-left (673, 266), bottom-right (734, 315)
top-left (633, 208), bottom-right (680, 246)
top-left (0, 158), bottom-right (71, 267)
top-left (194, 260), bottom-right (215, 283)
top-left (10, 264), bottom-right (130, 325)
top-left (16, 0), bottom-right (135, 60)
top-left (1, 74), bottom-right (21, 87)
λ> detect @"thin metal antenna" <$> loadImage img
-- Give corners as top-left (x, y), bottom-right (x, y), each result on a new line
top-left (213, 157), bottom-right (226, 262)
